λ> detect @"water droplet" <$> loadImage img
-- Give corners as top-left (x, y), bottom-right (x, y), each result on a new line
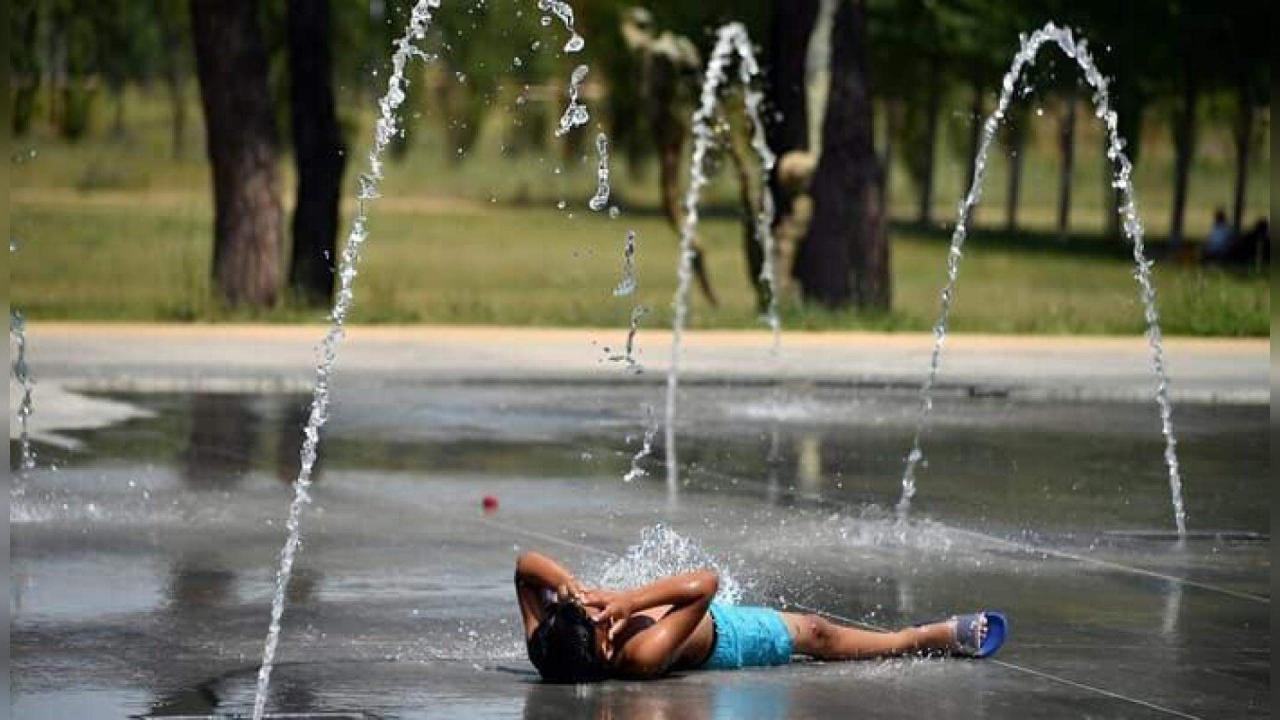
top-left (609, 206), bottom-right (620, 219)
top-left (556, 200), bottom-right (567, 210)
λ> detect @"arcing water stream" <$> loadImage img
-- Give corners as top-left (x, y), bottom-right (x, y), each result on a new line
top-left (554, 64), bottom-right (590, 137)
top-left (11, 163), bottom-right (38, 478)
top-left (250, 2), bottom-right (441, 718)
top-left (589, 132), bottom-right (612, 211)
top-left (537, 0), bottom-right (585, 53)
top-left (893, 23), bottom-right (1187, 537)
top-left (253, 1), bottom-right (613, 714)
top-left (9, 308), bottom-right (37, 474)
top-left (664, 23), bottom-right (780, 488)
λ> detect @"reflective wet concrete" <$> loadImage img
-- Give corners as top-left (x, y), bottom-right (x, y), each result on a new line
top-left (10, 382), bottom-right (1270, 718)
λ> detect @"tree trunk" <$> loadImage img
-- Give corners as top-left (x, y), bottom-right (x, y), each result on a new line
top-left (12, 3), bottom-right (39, 136)
top-left (793, 0), bottom-right (887, 309)
top-left (1004, 109), bottom-right (1026, 234)
top-left (286, 0), bottom-right (346, 306)
top-left (875, 98), bottom-right (906, 221)
top-left (156, 1), bottom-right (188, 159)
top-left (111, 83), bottom-right (127, 139)
top-left (1168, 69), bottom-right (1198, 247)
top-left (764, 0), bottom-right (821, 222)
top-left (881, 100), bottom-right (900, 222)
top-left (1230, 84), bottom-right (1254, 233)
top-left (190, 0), bottom-right (283, 307)
top-left (726, 129), bottom-right (767, 312)
top-left (916, 58), bottom-right (941, 227)
top-left (1057, 90), bottom-right (1077, 242)
top-left (964, 76), bottom-right (984, 225)
top-left (166, 69), bottom-right (187, 159)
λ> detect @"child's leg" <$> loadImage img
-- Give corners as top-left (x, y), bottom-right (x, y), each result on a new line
top-left (780, 612), bottom-right (960, 660)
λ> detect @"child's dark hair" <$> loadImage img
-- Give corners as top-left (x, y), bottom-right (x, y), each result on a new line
top-left (527, 601), bottom-right (609, 683)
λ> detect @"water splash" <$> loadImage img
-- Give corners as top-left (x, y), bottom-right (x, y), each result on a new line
top-left (588, 132), bottom-right (611, 211)
top-left (251, 3), bottom-right (439, 718)
top-left (622, 405), bottom-right (659, 482)
top-left (554, 64), bottom-right (590, 137)
top-left (612, 229), bottom-right (638, 297)
top-left (607, 231), bottom-right (644, 368)
top-left (588, 524), bottom-right (743, 604)
top-left (608, 305), bottom-right (648, 374)
top-left (664, 23), bottom-right (780, 486)
top-left (9, 309), bottom-right (37, 473)
top-left (893, 23), bottom-right (1186, 537)
top-left (537, 0), bottom-right (584, 53)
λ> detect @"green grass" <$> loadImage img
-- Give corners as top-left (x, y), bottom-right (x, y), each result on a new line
top-left (11, 198), bottom-right (1268, 335)
top-left (9, 84), bottom-right (1270, 335)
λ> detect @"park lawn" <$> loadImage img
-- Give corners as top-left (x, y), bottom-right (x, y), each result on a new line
top-left (9, 84), bottom-right (1269, 335)
top-left (9, 195), bottom-right (1268, 336)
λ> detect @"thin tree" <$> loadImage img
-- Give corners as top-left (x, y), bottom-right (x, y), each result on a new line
top-left (190, 0), bottom-right (283, 307)
top-left (155, 0), bottom-right (189, 159)
top-left (764, 0), bottom-right (821, 224)
top-left (916, 58), bottom-right (942, 226)
top-left (793, 0), bottom-right (887, 308)
top-left (1056, 88), bottom-right (1077, 242)
top-left (962, 74), bottom-right (984, 225)
top-left (1167, 61), bottom-right (1198, 247)
top-left (286, 0), bottom-right (346, 305)
top-left (11, 0), bottom-right (40, 136)
top-left (1004, 107), bottom-right (1027, 233)
top-left (1229, 83), bottom-right (1256, 234)
top-left (1092, 1), bottom-right (1160, 240)
top-left (1166, 6), bottom-right (1202, 248)
top-left (1223, 0), bottom-right (1268, 233)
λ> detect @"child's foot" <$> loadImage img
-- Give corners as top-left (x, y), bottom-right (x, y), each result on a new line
top-left (948, 611), bottom-right (1007, 658)
top-left (950, 613), bottom-right (986, 655)
top-left (913, 611), bottom-right (1007, 658)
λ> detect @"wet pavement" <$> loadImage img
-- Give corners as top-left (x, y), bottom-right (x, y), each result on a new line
top-left (10, 382), bottom-right (1270, 719)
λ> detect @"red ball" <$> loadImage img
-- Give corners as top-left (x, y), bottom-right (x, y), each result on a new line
top-left (482, 495), bottom-right (499, 512)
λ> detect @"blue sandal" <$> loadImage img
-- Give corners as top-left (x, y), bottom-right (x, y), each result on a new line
top-left (950, 611), bottom-right (1008, 658)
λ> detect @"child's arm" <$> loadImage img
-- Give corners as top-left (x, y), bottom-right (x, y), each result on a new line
top-left (514, 551), bottom-right (585, 640)
top-left (587, 569), bottom-right (718, 678)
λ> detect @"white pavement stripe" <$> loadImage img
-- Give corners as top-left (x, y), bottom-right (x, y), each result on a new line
top-left (790, 602), bottom-right (1205, 720)
top-left (476, 515), bottom-right (615, 557)
top-left (989, 660), bottom-right (1205, 720)
top-left (687, 460), bottom-right (1270, 605)
top-left (942, 526), bottom-right (1270, 605)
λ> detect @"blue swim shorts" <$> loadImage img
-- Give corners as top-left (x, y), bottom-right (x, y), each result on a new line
top-left (703, 602), bottom-right (794, 670)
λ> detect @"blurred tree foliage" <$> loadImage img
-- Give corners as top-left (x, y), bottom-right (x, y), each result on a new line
top-left (7, 0), bottom-right (1269, 233)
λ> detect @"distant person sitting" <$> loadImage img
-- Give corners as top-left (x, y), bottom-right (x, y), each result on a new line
top-left (1234, 219), bottom-right (1269, 266)
top-left (1201, 209), bottom-right (1234, 262)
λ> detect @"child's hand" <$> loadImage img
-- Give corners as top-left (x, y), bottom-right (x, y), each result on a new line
top-left (556, 577), bottom-right (588, 603)
top-left (593, 597), bottom-right (635, 639)
top-left (581, 588), bottom-right (620, 607)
